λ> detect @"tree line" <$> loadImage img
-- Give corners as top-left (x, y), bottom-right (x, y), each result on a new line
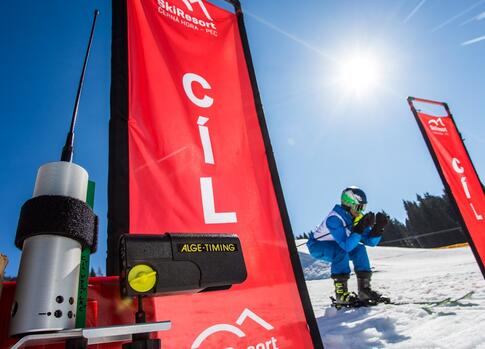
top-left (381, 190), bottom-right (465, 248)
top-left (297, 190), bottom-right (467, 248)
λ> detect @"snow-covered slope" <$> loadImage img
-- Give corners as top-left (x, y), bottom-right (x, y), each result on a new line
top-left (297, 239), bottom-right (331, 280)
top-left (298, 240), bottom-right (485, 348)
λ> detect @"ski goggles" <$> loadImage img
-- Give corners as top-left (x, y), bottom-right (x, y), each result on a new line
top-left (354, 203), bottom-right (366, 212)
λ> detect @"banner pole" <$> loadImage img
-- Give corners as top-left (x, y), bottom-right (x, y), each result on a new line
top-left (407, 97), bottom-right (485, 278)
top-left (108, 0), bottom-right (130, 275)
top-left (231, 2), bottom-right (323, 347)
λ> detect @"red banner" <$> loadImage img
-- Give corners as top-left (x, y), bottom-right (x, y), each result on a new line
top-left (109, 0), bottom-right (321, 348)
top-left (409, 97), bottom-right (485, 277)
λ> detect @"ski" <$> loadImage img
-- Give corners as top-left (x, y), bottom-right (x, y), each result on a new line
top-left (330, 291), bottom-right (475, 311)
top-left (330, 296), bottom-right (361, 310)
top-left (388, 291), bottom-right (476, 314)
top-left (330, 295), bottom-right (391, 310)
top-left (390, 291), bottom-right (474, 307)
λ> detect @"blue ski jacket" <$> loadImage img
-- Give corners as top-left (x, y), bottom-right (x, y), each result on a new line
top-left (313, 204), bottom-right (381, 252)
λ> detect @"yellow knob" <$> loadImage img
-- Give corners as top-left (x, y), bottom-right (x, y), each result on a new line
top-left (127, 264), bottom-right (157, 293)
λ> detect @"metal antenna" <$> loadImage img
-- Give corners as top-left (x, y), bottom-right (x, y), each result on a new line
top-left (61, 9), bottom-right (100, 162)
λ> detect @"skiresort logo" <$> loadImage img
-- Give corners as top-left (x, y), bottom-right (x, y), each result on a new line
top-left (191, 308), bottom-right (279, 349)
top-left (157, 0), bottom-right (218, 37)
top-left (428, 118), bottom-right (448, 134)
top-left (182, 0), bottom-right (213, 21)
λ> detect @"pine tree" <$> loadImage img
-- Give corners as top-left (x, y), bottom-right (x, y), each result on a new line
top-left (380, 191), bottom-right (464, 248)
top-left (403, 191), bottom-right (463, 247)
top-left (381, 214), bottom-right (413, 247)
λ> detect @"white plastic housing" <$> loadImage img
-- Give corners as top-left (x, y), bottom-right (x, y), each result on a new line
top-left (10, 162), bottom-right (88, 336)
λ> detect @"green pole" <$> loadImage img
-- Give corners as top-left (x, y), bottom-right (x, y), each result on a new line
top-left (75, 180), bottom-right (95, 328)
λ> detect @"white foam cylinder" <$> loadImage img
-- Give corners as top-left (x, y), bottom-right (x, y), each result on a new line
top-left (10, 161), bottom-right (88, 336)
top-left (34, 162), bottom-right (88, 200)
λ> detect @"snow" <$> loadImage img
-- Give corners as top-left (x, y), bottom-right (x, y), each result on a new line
top-left (297, 240), bottom-right (485, 348)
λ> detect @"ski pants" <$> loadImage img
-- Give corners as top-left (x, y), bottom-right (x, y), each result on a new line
top-left (307, 238), bottom-right (371, 275)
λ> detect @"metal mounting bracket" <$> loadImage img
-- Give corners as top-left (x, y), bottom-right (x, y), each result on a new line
top-left (10, 321), bottom-right (172, 349)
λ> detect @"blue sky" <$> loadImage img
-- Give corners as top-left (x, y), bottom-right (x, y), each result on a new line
top-left (1, 0), bottom-right (484, 277)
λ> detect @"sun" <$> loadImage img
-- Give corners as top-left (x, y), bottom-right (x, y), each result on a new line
top-left (336, 52), bottom-right (381, 97)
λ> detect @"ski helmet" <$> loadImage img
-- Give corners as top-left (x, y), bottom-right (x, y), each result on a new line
top-left (341, 186), bottom-right (367, 213)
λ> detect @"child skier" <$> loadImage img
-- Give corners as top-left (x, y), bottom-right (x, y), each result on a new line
top-left (306, 186), bottom-right (389, 307)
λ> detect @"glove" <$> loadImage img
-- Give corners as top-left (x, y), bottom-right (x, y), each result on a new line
top-left (369, 212), bottom-right (389, 237)
top-left (375, 212), bottom-right (389, 230)
top-left (353, 212), bottom-right (375, 234)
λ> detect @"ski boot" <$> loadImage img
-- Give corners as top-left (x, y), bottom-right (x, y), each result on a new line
top-left (356, 271), bottom-right (390, 306)
top-left (330, 274), bottom-right (361, 309)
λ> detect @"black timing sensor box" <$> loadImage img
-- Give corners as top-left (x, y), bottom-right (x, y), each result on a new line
top-left (119, 233), bottom-right (247, 298)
